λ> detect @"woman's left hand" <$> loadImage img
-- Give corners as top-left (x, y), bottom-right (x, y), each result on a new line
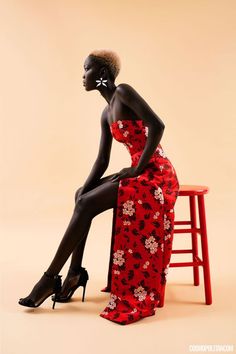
top-left (109, 167), bottom-right (140, 183)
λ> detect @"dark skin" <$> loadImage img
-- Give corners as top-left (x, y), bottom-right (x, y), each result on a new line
top-left (18, 55), bottom-right (165, 307)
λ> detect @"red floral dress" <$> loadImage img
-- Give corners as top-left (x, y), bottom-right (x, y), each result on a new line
top-left (99, 119), bottom-right (180, 325)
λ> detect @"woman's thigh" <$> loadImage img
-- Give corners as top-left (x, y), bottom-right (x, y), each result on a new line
top-left (91, 173), bottom-right (117, 189)
top-left (74, 175), bottom-right (119, 217)
top-left (75, 173), bottom-right (117, 202)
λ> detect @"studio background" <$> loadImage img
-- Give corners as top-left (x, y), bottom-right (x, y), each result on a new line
top-left (1, 0), bottom-right (235, 353)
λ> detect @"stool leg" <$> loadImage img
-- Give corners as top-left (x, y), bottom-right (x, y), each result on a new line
top-left (157, 284), bottom-right (166, 307)
top-left (198, 195), bottom-right (212, 305)
top-left (189, 195), bottom-right (200, 286)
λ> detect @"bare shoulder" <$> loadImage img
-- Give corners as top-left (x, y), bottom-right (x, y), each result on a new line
top-left (116, 83), bottom-right (137, 96)
top-left (116, 83), bottom-right (165, 129)
top-left (116, 83), bottom-right (144, 105)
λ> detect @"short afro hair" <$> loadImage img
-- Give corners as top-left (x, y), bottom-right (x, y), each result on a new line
top-left (88, 49), bottom-right (121, 80)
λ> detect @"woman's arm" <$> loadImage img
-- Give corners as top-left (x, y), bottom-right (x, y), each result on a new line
top-left (116, 84), bottom-right (165, 175)
top-left (80, 107), bottom-right (113, 194)
top-left (110, 84), bottom-right (165, 183)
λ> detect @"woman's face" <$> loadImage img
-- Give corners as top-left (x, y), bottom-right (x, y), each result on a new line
top-left (82, 56), bottom-right (101, 91)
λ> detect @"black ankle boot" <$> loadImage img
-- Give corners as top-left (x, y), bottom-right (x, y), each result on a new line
top-left (51, 267), bottom-right (89, 303)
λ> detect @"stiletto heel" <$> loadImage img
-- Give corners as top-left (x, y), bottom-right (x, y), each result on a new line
top-left (18, 272), bottom-right (62, 309)
top-left (81, 278), bottom-right (88, 302)
top-left (51, 267), bottom-right (89, 303)
top-left (52, 298), bottom-right (56, 309)
top-left (51, 274), bottom-right (62, 309)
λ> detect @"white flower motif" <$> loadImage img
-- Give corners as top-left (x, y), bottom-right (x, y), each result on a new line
top-left (145, 235), bottom-right (158, 254)
top-left (114, 270), bottom-right (120, 275)
top-left (164, 264), bottom-right (169, 275)
top-left (151, 245), bottom-right (158, 254)
top-left (123, 220), bottom-right (131, 225)
top-left (122, 200), bottom-right (135, 216)
top-left (143, 260), bottom-right (150, 269)
top-left (113, 249), bottom-right (125, 266)
top-left (154, 187), bottom-right (164, 204)
top-left (130, 308), bottom-right (138, 314)
top-left (164, 214), bottom-right (171, 230)
top-left (134, 286), bottom-right (147, 301)
top-left (138, 199), bottom-right (143, 204)
top-left (164, 233), bottom-right (172, 241)
top-left (107, 293), bottom-right (118, 309)
top-left (145, 235), bottom-right (155, 245)
top-left (95, 77), bottom-right (108, 87)
top-left (117, 120), bottom-right (123, 128)
top-left (128, 249), bottom-right (133, 253)
top-left (157, 147), bottom-right (166, 158)
top-left (123, 130), bottom-right (129, 137)
top-left (153, 211), bottom-right (160, 219)
top-left (150, 292), bottom-right (155, 301)
top-left (159, 165), bottom-right (164, 172)
top-left (101, 311), bottom-right (109, 315)
top-left (144, 126), bottom-right (149, 137)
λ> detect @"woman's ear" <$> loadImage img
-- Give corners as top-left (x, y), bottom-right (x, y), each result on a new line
top-left (99, 66), bottom-right (108, 78)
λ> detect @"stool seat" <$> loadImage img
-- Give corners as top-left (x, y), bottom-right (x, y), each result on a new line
top-left (179, 185), bottom-right (209, 196)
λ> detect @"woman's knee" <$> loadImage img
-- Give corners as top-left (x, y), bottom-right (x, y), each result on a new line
top-left (74, 186), bottom-right (83, 203)
top-left (74, 180), bottom-right (118, 215)
top-left (74, 194), bottom-right (93, 214)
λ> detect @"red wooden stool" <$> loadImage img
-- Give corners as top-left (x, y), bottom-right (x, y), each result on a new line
top-left (158, 185), bottom-right (212, 307)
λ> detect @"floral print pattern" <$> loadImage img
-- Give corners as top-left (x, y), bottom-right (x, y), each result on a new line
top-left (154, 187), bottom-right (165, 204)
top-left (107, 294), bottom-right (118, 309)
top-left (113, 249), bottom-right (125, 266)
top-left (145, 235), bottom-right (158, 254)
top-left (134, 286), bottom-right (147, 301)
top-left (122, 200), bottom-right (135, 216)
top-left (100, 119), bottom-right (179, 325)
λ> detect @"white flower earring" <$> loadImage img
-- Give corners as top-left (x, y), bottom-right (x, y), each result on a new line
top-left (96, 77), bottom-right (108, 87)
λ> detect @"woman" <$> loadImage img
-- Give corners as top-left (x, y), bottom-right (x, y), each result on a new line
top-left (18, 49), bottom-right (180, 325)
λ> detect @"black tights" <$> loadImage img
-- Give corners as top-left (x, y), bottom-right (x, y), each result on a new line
top-left (45, 173), bottom-right (119, 276)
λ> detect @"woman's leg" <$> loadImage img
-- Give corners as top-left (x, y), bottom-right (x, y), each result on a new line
top-left (19, 176), bottom-right (119, 304)
top-left (46, 176), bottom-right (119, 275)
top-left (69, 174), bottom-right (117, 272)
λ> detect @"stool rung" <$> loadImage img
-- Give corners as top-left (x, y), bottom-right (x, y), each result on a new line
top-left (170, 260), bottom-right (204, 267)
top-left (172, 249), bottom-right (193, 254)
top-left (174, 228), bottom-right (201, 233)
top-left (174, 221), bottom-right (191, 225)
